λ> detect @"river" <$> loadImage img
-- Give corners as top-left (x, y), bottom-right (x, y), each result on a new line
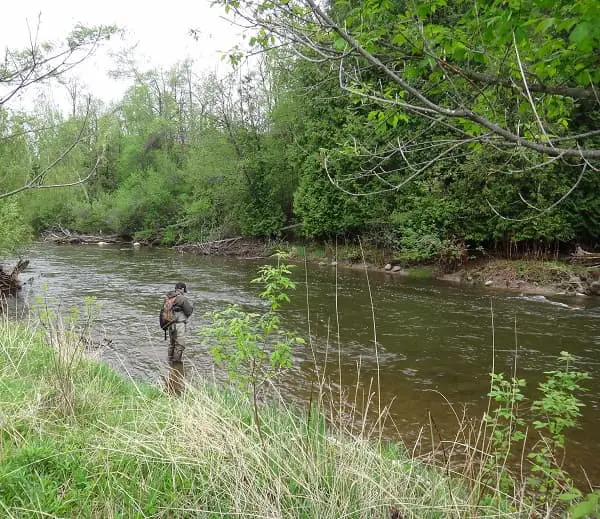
top-left (10, 243), bottom-right (600, 486)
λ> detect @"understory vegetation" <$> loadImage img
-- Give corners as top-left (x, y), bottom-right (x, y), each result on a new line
top-left (0, 317), bottom-right (490, 518)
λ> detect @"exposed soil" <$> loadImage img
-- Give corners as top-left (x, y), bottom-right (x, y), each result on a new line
top-left (38, 232), bottom-right (600, 298)
top-left (284, 245), bottom-right (600, 297)
top-left (437, 259), bottom-right (600, 297)
top-left (212, 238), bottom-right (600, 297)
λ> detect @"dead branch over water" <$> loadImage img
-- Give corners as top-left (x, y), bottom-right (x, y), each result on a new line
top-left (0, 259), bottom-right (29, 298)
top-left (40, 229), bottom-right (125, 245)
top-left (173, 237), bottom-right (268, 257)
top-left (570, 247), bottom-right (600, 268)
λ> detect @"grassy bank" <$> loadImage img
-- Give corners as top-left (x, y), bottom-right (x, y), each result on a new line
top-left (1, 316), bottom-right (589, 518)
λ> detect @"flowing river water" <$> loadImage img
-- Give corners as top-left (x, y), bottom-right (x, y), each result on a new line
top-left (11, 243), bottom-right (600, 486)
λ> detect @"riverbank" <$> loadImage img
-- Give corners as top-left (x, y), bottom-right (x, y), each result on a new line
top-left (171, 237), bottom-right (600, 297)
top-left (0, 317), bottom-right (533, 518)
top-left (274, 242), bottom-right (600, 298)
top-left (437, 259), bottom-right (599, 297)
top-left (36, 231), bottom-right (600, 298)
top-left (7, 241), bottom-right (598, 517)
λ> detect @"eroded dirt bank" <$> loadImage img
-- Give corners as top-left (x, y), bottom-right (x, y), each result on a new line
top-left (37, 233), bottom-right (600, 298)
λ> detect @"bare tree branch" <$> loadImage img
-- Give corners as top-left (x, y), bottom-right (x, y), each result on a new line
top-left (0, 98), bottom-right (104, 201)
top-left (302, 0), bottom-right (599, 160)
top-left (325, 134), bottom-right (487, 196)
top-left (486, 164), bottom-right (587, 223)
top-left (0, 20), bottom-right (118, 205)
top-left (1, 20), bottom-right (117, 107)
top-left (439, 62), bottom-right (598, 101)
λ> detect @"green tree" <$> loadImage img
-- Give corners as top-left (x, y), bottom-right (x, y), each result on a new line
top-left (0, 22), bottom-right (117, 256)
top-left (1, 23), bottom-right (117, 202)
top-left (209, 0), bottom-right (600, 231)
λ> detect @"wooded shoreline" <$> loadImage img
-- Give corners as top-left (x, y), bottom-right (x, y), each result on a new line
top-left (13, 231), bottom-right (596, 299)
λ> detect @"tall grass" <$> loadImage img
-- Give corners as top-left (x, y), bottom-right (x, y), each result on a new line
top-left (0, 314), bottom-right (532, 518)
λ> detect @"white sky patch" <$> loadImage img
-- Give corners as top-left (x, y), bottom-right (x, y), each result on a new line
top-left (1, 0), bottom-right (244, 111)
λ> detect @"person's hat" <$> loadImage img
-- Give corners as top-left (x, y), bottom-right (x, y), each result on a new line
top-left (175, 282), bottom-right (187, 293)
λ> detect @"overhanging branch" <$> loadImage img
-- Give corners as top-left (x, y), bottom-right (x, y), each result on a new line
top-left (304, 0), bottom-right (600, 160)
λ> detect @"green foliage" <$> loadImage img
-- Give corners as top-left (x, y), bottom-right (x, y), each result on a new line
top-left (202, 0), bottom-right (600, 257)
top-left (201, 253), bottom-right (304, 396)
top-left (487, 374), bottom-right (527, 444)
top-left (27, 188), bottom-right (79, 233)
top-left (1, 318), bottom-right (529, 518)
top-left (398, 230), bottom-right (442, 262)
top-left (483, 373), bottom-right (527, 495)
top-left (345, 0), bottom-right (599, 130)
top-left (0, 199), bottom-right (31, 251)
top-left (0, 111), bottom-right (32, 196)
top-left (483, 352), bottom-right (591, 514)
top-left (527, 351), bottom-right (590, 507)
top-left (201, 253), bottom-right (306, 440)
top-left (570, 490), bottom-right (600, 519)
top-left (70, 196), bottom-right (114, 234)
top-left (294, 154), bottom-right (379, 238)
top-left (179, 129), bottom-right (244, 240)
top-left (4, 8), bottom-right (599, 257)
top-left (107, 167), bottom-right (183, 239)
top-left (33, 291), bottom-right (101, 416)
top-left (238, 166), bottom-right (286, 237)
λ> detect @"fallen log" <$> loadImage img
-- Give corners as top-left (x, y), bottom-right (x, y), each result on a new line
top-left (173, 237), bottom-right (242, 255)
top-left (570, 247), bottom-right (600, 267)
top-left (41, 229), bottom-right (125, 244)
top-left (0, 259), bottom-right (29, 298)
top-left (173, 237), bottom-right (268, 257)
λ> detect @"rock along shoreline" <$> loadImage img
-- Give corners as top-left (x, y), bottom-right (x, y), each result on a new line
top-left (38, 232), bottom-right (600, 298)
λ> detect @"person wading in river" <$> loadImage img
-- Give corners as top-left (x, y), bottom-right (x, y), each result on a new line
top-left (160, 282), bottom-right (194, 362)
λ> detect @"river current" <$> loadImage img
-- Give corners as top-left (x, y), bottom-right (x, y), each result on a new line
top-left (9, 243), bottom-right (600, 485)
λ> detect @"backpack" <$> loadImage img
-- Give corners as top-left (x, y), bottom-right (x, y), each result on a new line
top-left (159, 295), bottom-right (177, 333)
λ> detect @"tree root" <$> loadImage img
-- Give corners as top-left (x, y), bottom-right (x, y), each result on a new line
top-left (0, 259), bottom-right (29, 298)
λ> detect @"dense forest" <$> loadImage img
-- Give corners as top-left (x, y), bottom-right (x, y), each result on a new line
top-left (1, 0), bottom-right (599, 264)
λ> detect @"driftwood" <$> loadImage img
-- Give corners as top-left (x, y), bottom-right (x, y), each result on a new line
top-left (0, 259), bottom-right (29, 297)
top-left (173, 237), bottom-right (243, 255)
top-left (570, 247), bottom-right (600, 267)
top-left (41, 229), bottom-right (125, 245)
top-left (173, 237), bottom-right (267, 257)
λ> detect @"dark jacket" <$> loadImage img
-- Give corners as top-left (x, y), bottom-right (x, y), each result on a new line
top-left (167, 289), bottom-right (193, 322)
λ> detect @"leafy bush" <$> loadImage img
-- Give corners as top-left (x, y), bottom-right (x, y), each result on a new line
top-left (0, 199), bottom-right (32, 250)
top-left (200, 253), bottom-right (305, 438)
top-left (109, 168), bottom-right (182, 237)
top-left (483, 351), bottom-right (590, 514)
